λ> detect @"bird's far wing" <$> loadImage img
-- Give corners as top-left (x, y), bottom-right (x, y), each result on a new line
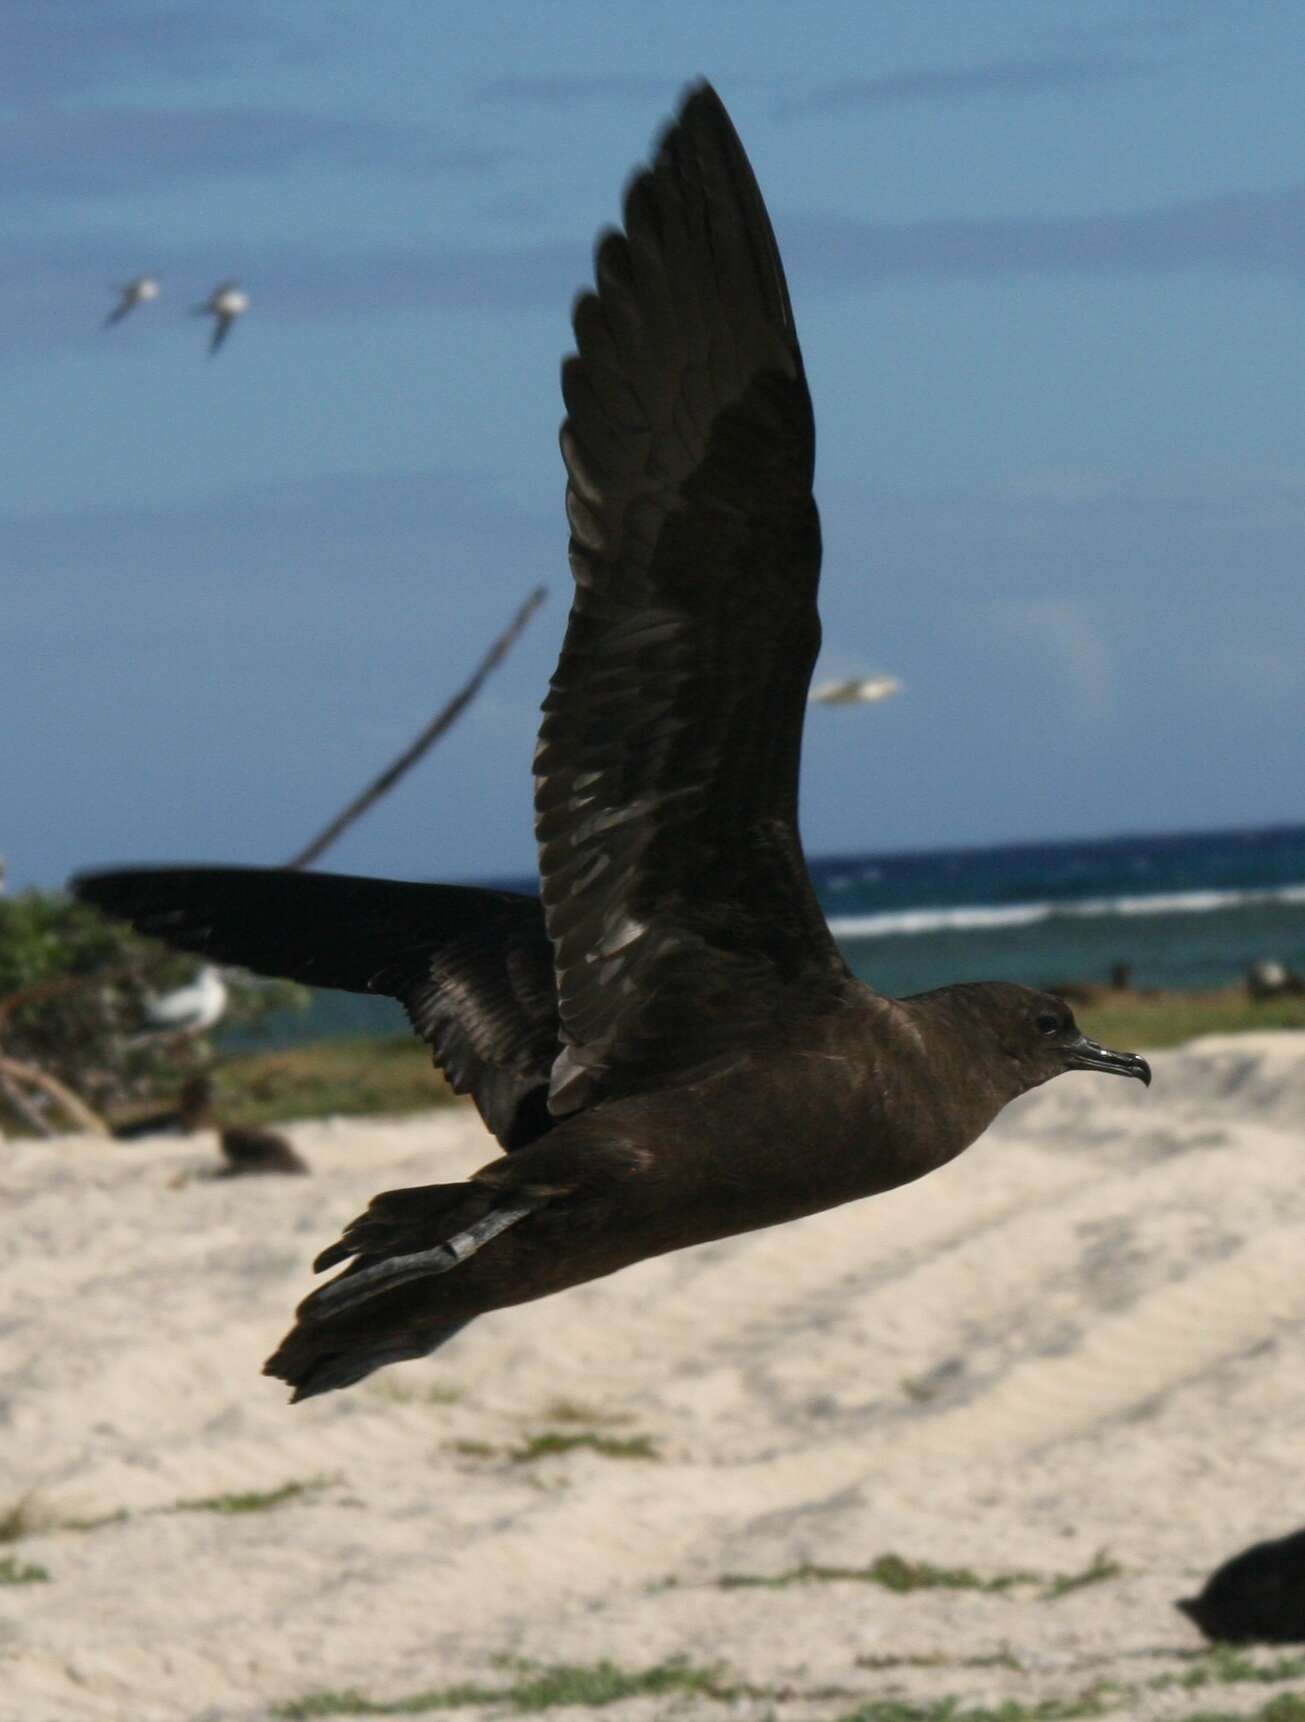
top-left (73, 866), bottom-right (560, 1150)
top-left (536, 82), bottom-right (852, 1116)
top-left (209, 315), bottom-right (232, 355)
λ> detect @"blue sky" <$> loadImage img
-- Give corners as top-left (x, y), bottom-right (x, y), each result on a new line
top-left (5, 0), bottom-right (1304, 892)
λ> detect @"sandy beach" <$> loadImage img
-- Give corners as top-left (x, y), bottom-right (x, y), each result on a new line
top-left (5, 1032), bottom-right (1305, 1721)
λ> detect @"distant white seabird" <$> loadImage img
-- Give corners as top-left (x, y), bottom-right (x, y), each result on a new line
top-left (809, 676), bottom-right (903, 706)
top-left (195, 282), bottom-right (249, 355)
top-left (104, 275), bottom-right (160, 329)
top-left (131, 963), bottom-right (229, 1044)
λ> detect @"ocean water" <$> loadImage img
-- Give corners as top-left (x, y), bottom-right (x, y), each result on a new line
top-left (222, 822), bottom-right (1305, 1048)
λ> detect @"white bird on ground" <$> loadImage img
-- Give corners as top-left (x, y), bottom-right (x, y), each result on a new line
top-left (194, 281), bottom-right (249, 355)
top-left (104, 275), bottom-right (160, 329)
top-left (131, 964), bottom-right (229, 1044)
top-left (809, 675), bottom-right (903, 706)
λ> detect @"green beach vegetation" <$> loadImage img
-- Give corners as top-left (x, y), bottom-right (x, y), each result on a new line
top-left (0, 888), bottom-right (305, 1135)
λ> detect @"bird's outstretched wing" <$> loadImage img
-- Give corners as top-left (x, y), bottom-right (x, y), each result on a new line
top-left (209, 314), bottom-right (233, 356)
top-left (73, 867), bottom-right (559, 1150)
top-left (536, 81), bottom-right (851, 1115)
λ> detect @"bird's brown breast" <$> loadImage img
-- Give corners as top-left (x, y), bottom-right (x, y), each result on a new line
top-left (479, 991), bottom-right (1006, 1287)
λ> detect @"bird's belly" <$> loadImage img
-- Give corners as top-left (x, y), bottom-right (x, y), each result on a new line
top-left (487, 1046), bottom-right (980, 1309)
top-left (508, 1136), bottom-right (897, 1309)
top-left (591, 1082), bottom-right (937, 1256)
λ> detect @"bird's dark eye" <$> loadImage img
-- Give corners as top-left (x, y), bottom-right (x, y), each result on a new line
top-left (1035, 1012), bottom-right (1062, 1037)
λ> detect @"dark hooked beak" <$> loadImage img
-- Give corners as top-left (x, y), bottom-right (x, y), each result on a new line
top-left (1065, 1033), bottom-right (1151, 1086)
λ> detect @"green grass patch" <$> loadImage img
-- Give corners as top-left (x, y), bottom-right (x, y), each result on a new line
top-left (372, 1379), bottom-right (462, 1406)
top-left (214, 1036), bottom-right (457, 1127)
top-left (52, 1478), bottom-right (328, 1535)
top-left (509, 1431), bottom-right (660, 1463)
top-left (536, 1397), bottom-right (632, 1427)
top-left (0, 1494), bottom-right (47, 1543)
top-left (270, 1652), bottom-right (1305, 1722)
top-left (835, 1701), bottom-right (1110, 1722)
top-left (60, 1509), bottom-right (129, 1533)
top-left (166, 1479), bottom-right (322, 1516)
top-left (1077, 989), bottom-right (1305, 1052)
top-left (447, 1430), bottom-right (660, 1464)
top-left (1152, 1644), bottom-right (1305, 1690)
top-left (719, 1554), bottom-right (1037, 1594)
top-left (1040, 1551), bottom-right (1122, 1600)
top-left (273, 1657), bottom-right (734, 1717)
top-left (1178, 1697), bottom-right (1305, 1722)
top-left (856, 1652), bottom-right (1025, 1674)
top-left (719, 1551), bottom-right (1119, 1601)
top-left (0, 1555), bottom-right (49, 1585)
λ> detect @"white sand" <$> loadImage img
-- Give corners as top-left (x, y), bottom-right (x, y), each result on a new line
top-left (5, 1033), bottom-right (1305, 1722)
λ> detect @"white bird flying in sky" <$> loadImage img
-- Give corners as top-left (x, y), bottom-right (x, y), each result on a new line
top-left (809, 676), bottom-right (903, 706)
top-left (194, 281), bottom-right (249, 355)
top-left (103, 275), bottom-right (160, 329)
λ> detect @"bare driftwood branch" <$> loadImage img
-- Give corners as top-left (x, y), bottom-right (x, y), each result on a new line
top-left (286, 585), bottom-right (547, 871)
top-left (0, 1068), bottom-right (49, 1137)
top-left (0, 1055), bottom-right (109, 1136)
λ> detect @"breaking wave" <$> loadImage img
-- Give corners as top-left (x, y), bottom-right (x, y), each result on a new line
top-left (828, 883), bottom-right (1305, 941)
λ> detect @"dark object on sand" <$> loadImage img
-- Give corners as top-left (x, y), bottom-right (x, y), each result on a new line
top-left (73, 83), bottom-right (1149, 1403)
top-left (217, 1125), bottom-right (308, 1177)
top-left (1178, 1529), bottom-right (1305, 1643)
top-left (111, 1074), bottom-right (215, 1140)
top-left (1246, 958), bottom-right (1304, 1001)
top-left (111, 1073), bottom-right (308, 1174)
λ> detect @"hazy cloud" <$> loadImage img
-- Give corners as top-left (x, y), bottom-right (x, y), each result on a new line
top-left (0, 0), bottom-right (298, 104)
top-left (476, 75), bottom-right (679, 108)
top-left (1042, 14), bottom-right (1194, 49)
top-left (2, 106), bottom-right (496, 202)
top-left (1006, 465), bottom-right (1305, 520)
top-left (1004, 596), bottom-right (1120, 727)
top-left (782, 54), bottom-right (1159, 117)
top-left (785, 183), bottom-right (1305, 284)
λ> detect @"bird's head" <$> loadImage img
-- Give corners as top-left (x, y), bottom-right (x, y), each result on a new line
top-left (919, 981), bottom-right (1151, 1102)
top-left (990, 983), bottom-right (1151, 1096)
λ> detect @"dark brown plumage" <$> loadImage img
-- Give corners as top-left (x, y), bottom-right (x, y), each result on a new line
top-left (73, 82), bottom-right (1149, 1403)
top-left (1179, 1529), bottom-right (1305, 1644)
top-left (217, 1125), bottom-right (309, 1177)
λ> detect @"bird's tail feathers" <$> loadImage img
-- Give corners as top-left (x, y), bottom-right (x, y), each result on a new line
top-left (263, 1178), bottom-right (544, 1402)
top-left (264, 1317), bottom-right (470, 1403)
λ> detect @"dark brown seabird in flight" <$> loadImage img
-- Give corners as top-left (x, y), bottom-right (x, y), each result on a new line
top-left (74, 82), bottom-right (1150, 1402)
